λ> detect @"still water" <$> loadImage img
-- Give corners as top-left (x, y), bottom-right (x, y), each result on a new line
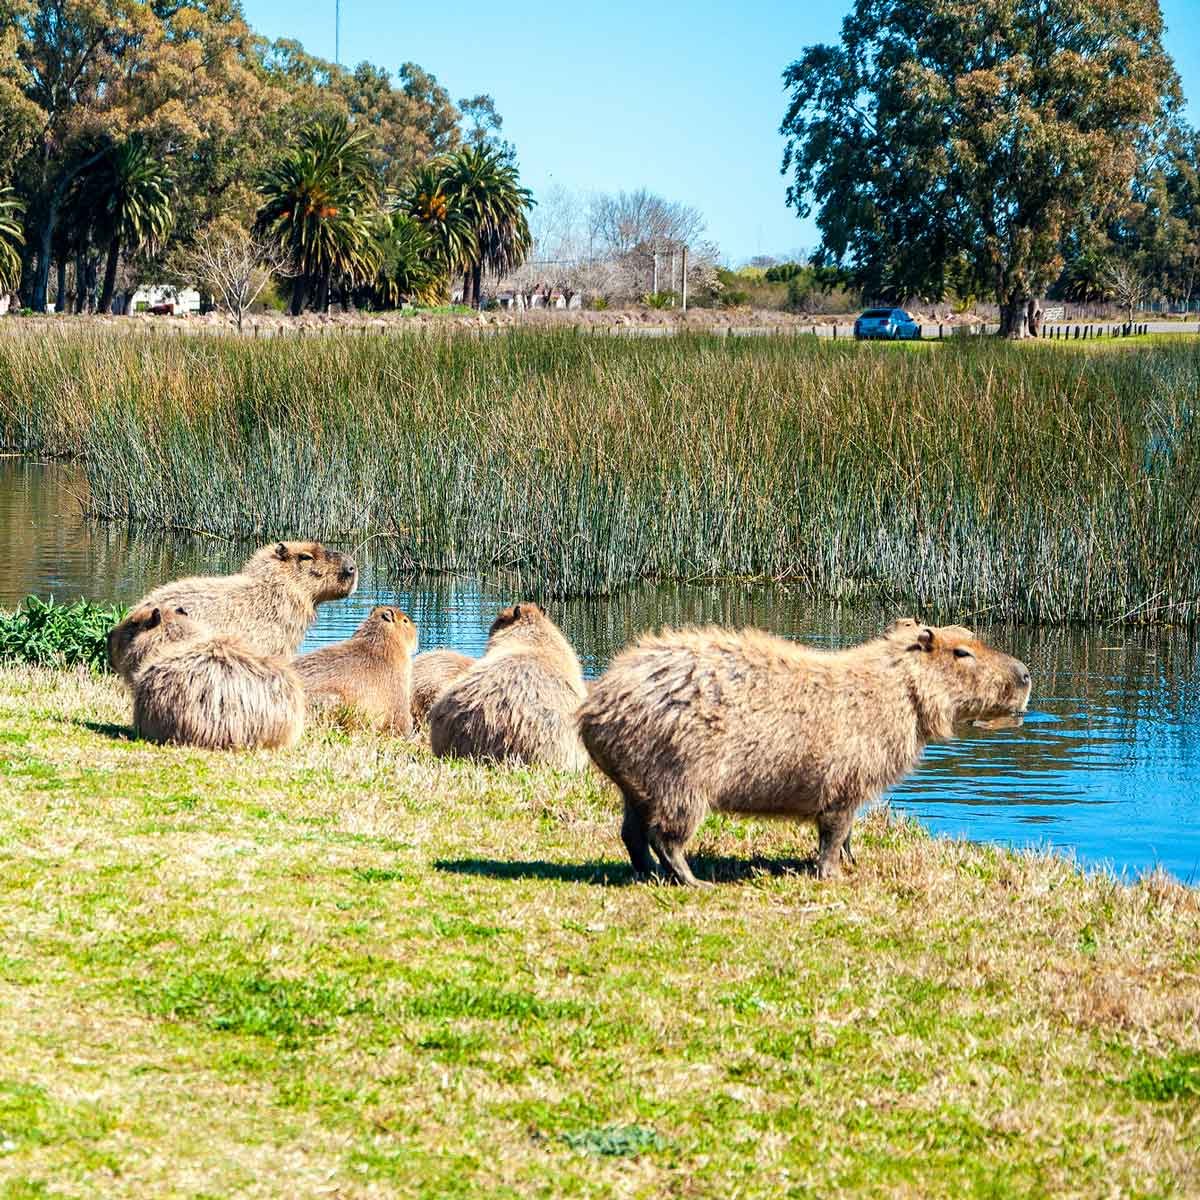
top-left (3, 458), bottom-right (1199, 882)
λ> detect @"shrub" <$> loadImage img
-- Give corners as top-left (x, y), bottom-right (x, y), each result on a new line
top-left (642, 291), bottom-right (677, 310)
top-left (0, 596), bottom-right (126, 672)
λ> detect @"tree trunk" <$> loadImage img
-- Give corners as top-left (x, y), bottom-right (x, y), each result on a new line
top-left (471, 262), bottom-right (483, 310)
top-left (999, 290), bottom-right (1032, 338)
top-left (31, 148), bottom-right (108, 313)
top-left (290, 275), bottom-right (307, 316)
top-left (461, 269), bottom-right (473, 307)
top-left (1026, 297), bottom-right (1043, 338)
top-left (73, 252), bottom-right (86, 312)
top-left (98, 234), bottom-right (120, 314)
top-left (55, 258), bottom-right (67, 312)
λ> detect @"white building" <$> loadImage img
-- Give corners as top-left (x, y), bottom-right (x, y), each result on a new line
top-left (123, 284), bottom-right (202, 316)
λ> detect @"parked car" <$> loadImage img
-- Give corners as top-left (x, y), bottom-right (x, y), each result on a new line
top-left (854, 308), bottom-right (921, 340)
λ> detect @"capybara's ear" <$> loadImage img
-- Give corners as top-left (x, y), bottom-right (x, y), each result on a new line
top-left (275, 543), bottom-right (290, 561)
top-left (147, 607), bottom-right (162, 629)
top-left (380, 609), bottom-right (395, 623)
top-left (915, 627), bottom-right (935, 651)
top-left (511, 604), bottom-right (522, 620)
top-left (175, 606), bottom-right (188, 616)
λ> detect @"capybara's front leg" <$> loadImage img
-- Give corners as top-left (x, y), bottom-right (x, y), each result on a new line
top-left (650, 833), bottom-right (709, 887)
top-left (816, 807), bottom-right (856, 880)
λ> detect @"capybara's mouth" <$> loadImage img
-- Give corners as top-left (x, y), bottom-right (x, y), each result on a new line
top-left (972, 712), bottom-right (1026, 731)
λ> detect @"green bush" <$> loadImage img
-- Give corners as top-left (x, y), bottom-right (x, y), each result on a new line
top-left (0, 596), bottom-right (126, 672)
top-left (642, 291), bottom-right (677, 310)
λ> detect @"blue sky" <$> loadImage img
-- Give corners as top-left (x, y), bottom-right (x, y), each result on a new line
top-left (242, 0), bottom-right (1200, 264)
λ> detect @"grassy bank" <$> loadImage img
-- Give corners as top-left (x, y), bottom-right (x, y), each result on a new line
top-left (1, 328), bottom-right (1199, 621)
top-left (0, 665), bottom-right (1198, 1197)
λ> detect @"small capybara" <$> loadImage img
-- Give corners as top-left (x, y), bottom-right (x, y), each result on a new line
top-left (108, 602), bottom-right (195, 687)
top-left (578, 621), bottom-right (1032, 885)
top-left (134, 541), bottom-right (358, 658)
top-left (429, 602), bottom-right (588, 769)
top-left (294, 606), bottom-right (419, 734)
top-left (410, 649), bottom-right (474, 726)
top-left (114, 606), bottom-right (304, 750)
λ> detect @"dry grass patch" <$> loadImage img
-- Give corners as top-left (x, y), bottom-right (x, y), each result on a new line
top-left (0, 664), bottom-right (1197, 1198)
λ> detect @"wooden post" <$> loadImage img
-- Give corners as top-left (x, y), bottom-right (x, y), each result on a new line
top-left (681, 247), bottom-right (688, 312)
top-left (938, 323), bottom-right (944, 339)
top-left (832, 323), bottom-right (837, 339)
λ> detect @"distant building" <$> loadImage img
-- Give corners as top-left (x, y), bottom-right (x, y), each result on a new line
top-left (121, 284), bottom-right (202, 316)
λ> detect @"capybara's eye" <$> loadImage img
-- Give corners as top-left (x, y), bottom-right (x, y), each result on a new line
top-left (953, 647), bottom-right (974, 660)
top-left (297, 553), bottom-right (314, 563)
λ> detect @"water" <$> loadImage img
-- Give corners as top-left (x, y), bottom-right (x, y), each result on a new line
top-left (3, 457), bottom-right (1199, 882)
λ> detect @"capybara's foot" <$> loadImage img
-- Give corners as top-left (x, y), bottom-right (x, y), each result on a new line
top-left (652, 840), bottom-right (710, 887)
top-left (816, 857), bottom-right (843, 881)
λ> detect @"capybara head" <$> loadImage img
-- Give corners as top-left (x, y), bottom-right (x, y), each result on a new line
top-left (356, 605), bottom-right (418, 655)
top-left (244, 541), bottom-right (359, 602)
top-left (107, 604), bottom-right (202, 681)
top-left (900, 623), bottom-right (1031, 738)
top-left (488, 601), bottom-right (547, 640)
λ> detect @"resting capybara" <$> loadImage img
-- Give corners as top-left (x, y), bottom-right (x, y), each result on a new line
top-left (108, 602), bottom-right (194, 687)
top-left (410, 649), bottom-right (474, 726)
top-left (429, 602), bottom-right (588, 769)
top-left (293, 606), bottom-right (419, 733)
top-left (133, 541), bottom-right (358, 658)
top-left (578, 621), bottom-right (1032, 885)
top-left (113, 606), bottom-right (304, 750)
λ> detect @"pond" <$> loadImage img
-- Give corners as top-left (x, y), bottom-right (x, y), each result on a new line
top-left (3, 457), bottom-right (1198, 883)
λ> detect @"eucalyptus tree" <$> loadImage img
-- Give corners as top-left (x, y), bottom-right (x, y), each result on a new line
top-left (781, 0), bottom-right (1180, 336)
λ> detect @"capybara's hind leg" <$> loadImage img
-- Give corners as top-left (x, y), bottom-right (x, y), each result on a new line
top-left (841, 830), bottom-right (856, 867)
top-left (816, 808), bottom-right (856, 880)
top-left (620, 794), bottom-right (657, 878)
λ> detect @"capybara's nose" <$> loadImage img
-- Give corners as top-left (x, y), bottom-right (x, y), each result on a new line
top-left (339, 560), bottom-right (358, 580)
top-left (1014, 661), bottom-right (1032, 690)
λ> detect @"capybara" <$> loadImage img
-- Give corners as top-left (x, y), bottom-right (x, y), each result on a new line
top-left (108, 602), bottom-right (195, 686)
top-left (429, 602), bottom-right (588, 769)
top-left (578, 621), bottom-right (1031, 885)
top-left (133, 541), bottom-right (358, 658)
top-left (410, 649), bottom-right (474, 726)
top-left (294, 606), bottom-right (419, 734)
top-left (119, 606), bottom-right (304, 750)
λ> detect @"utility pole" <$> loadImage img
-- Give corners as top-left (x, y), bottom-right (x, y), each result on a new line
top-left (335, 0), bottom-right (340, 65)
top-left (681, 246), bottom-right (688, 311)
top-left (652, 250), bottom-right (659, 296)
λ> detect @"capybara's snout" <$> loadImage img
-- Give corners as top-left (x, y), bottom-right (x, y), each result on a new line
top-left (334, 554), bottom-right (359, 593)
top-left (1011, 658), bottom-right (1032, 710)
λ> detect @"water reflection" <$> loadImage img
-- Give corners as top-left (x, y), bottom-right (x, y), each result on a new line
top-left (2, 458), bottom-right (1198, 881)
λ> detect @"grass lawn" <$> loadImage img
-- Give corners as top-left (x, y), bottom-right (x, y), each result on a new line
top-left (0, 665), bottom-right (1197, 1198)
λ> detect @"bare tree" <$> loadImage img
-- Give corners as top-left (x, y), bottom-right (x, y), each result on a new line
top-left (1101, 260), bottom-right (1154, 325)
top-left (174, 225), bottom-right (293, 330)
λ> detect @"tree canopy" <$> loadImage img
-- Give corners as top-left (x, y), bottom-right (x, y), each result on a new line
top-left (781, 0), bottom-right (1182, 334)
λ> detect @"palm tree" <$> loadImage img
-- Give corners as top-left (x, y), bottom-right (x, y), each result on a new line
top-left (440, 145), bottom-right (533, 307)
top-left (0, 187), bottom-right (24, 295)
top-left (369, 212), bottom-right (444, 308)
top-left (88, 136), bottom-right (173, 314)
top-left (396, 162), bottom-right (476, 300)
top-left (256, 117), bottom-right (380, 315)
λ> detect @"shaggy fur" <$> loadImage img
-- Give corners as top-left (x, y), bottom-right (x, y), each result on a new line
top-left (410, 649), bottom-right (475, 726)
top-left (429, 603), bottom-right (588, 769)
top-left (134, 541), bottom-right (358, 658)
top-left (294, 606), bottom-right (419, 734)
top-left (116, 606), bottom-right (304, 750)
top-left (578, 621), bottom-right (1032, 885)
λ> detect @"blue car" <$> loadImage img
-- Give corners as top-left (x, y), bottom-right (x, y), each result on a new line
top-left (854, 307), bottom-right (921, 340)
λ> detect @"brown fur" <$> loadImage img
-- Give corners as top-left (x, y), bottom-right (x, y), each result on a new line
top-left (114, 606), bottom-right (304, 750)
top-left (108, 602), bottom-right (195, 687)
top-left (410, 649), bottom-right (475, 726)
top-left (134, 541), bottom-right (358, 659)
top-left (578, 621), bottom-right (1032, 885)
top-left (294, 606), bottom-right (418, 734)
top-left (429, 603), bottom-right (588, 769)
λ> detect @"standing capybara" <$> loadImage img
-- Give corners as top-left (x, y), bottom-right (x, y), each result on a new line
top-left (578, 621), bottom-right (1032, 885)
top-left (410, 649), bottom-right (475, 726)
top-left (133, 541), bottom-right (358, 658)
top-left (113, 606), bottom-right (304, 750)
top-left (429, 603), bottom-right (589, 769)
top-left (293, 606), bottom-right (419, 733)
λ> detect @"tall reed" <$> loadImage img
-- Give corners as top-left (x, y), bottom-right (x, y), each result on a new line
top-left (1, 327), bottom-right (1197, 623)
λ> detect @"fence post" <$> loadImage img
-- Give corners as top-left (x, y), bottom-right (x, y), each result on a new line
top-left (832, 323), bottom-right (837, 340)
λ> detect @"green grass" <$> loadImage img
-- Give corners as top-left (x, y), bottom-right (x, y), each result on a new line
top-left (0, 663), bottom-right (1197, 1197)
top-left (1, 328), bottom-right (1199, 621)
top-left (0, 597), bottom-right (126, 671)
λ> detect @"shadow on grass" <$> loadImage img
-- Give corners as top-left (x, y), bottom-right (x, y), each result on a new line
top-left (435, 853), bottom-right (818, 887)
top-left (71, 718), bottom-right (134, 741)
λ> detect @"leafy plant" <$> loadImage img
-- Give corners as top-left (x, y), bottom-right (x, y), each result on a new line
top-left (0, 185), bottom-right (24, 293)
top-left (561, 1124), bottom-right (664, 1157)
top-left (642, 290), bottom-right (677, 309)
top-left (0, 596), bottom-right (126, 672)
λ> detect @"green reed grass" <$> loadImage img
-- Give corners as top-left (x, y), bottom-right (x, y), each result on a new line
top-left (1, 327), bottom-right (1198, 623)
